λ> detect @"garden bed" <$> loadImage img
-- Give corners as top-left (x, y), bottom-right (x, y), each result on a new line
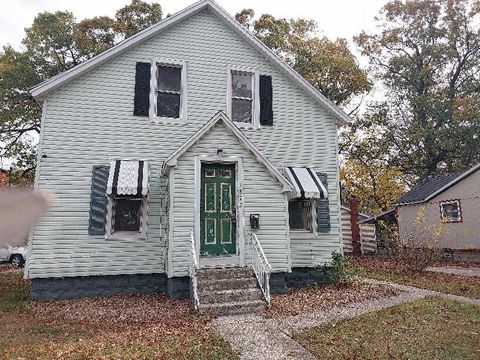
top-left (264, 281), bottom-right (401, 317)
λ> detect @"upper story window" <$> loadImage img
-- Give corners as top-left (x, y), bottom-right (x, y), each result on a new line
top-left (228, 67), bottom-right (259, 128)
top-left (150, 59), bottom-right (187, 123)
top-left (440, 200), bottom-right (462, 223)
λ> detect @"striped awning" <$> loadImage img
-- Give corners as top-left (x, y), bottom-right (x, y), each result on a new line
top-left (285, 167), bottom-right (328, 199)
top-left (106, 160), bottom-right (149, 196)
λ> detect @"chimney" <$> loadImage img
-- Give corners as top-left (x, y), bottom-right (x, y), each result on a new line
top-left (350, 197), bottom-right (361, 256)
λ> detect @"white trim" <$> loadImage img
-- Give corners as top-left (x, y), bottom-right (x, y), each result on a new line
top-left (194, 155), bottom-right (245, 268)
top-left (397, 162), bottom-right (480, 206)
top-left (26, 99), bottom-right (49, 278)
top-left (226, 65), bottom-right (260, 129)
top-left (149, 58), bottom-right (188, 124)
top-left (29, 0), bottom-right (349, 126)
top-left (167, 167), bottom-right (175, 278)
top-left (162, 111), bottom-right (293, 192)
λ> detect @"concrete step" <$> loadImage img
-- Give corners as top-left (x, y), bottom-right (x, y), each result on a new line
top-left (196, 267), bottom-right (253, 281)
top-left (198, 299), bottom-right (266, 316)
top-left (197, 277), bottom-right (258, 292)
top-left (199, 287), bottom-right (263, 303)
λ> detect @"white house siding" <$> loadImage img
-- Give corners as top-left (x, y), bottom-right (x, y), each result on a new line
top-left (170, 122), bottom-right (288, 277)
top-left (29, 10), bottom-right (340, 278)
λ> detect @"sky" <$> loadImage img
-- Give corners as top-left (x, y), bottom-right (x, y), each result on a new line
top-left (1, 0), bottom-right (388, 56)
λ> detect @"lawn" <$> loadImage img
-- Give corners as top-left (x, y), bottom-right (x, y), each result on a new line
top-left (0, 266), bottom-right (238, 360)
top-left (353, 257), bottom-right (480, 299)
top-left (296, 296), bottom-right (480, 360)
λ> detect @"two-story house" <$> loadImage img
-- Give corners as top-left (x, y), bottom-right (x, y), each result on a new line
top-left (27, 0), bottom-right (349, 313)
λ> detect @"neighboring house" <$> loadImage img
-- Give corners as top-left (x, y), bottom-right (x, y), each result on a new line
top-left (395, 163), bottom-right (480, 251)
top-left (0, 169), bottom-right (9, 187)
top-left (27, 0), bottom-right (348, 305)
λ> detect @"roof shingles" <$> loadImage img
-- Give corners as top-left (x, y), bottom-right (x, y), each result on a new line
top-left (395, 173), bottom-right (461, 205)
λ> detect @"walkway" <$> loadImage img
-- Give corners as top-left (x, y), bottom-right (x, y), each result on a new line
top-left (213, 278), bottom-right (480, 360)
top-left (426, 265), bottom-right (480, 278)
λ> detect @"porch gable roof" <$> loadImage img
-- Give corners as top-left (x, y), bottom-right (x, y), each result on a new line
top-left (162, 111), bottom-right (293, 192)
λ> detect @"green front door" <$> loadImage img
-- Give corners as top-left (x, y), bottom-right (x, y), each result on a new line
top-left (200, 163), bottom-right (236, 256)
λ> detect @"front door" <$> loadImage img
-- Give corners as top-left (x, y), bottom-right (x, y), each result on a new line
top-left (200, 163), bottom-right (236, 256)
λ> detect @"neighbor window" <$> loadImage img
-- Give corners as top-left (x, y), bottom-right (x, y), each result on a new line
top-left (230, 70), bottom-right (255, 124)
top-left (289, 199), bottom-right (314, 231)
top-left (151, 60), bottom-right (186, 121)
top-left (108, 195), bottom-right (146, 236)
top-left (440, 200), bottom-right (462, 222)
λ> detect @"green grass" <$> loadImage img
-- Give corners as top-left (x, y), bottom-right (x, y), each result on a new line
top-left (0, 270), bottom-right (238, 360)
top-left (354, 258), bottom-right (480, 299)
top-left (296, 296), bottom-right (480, 360)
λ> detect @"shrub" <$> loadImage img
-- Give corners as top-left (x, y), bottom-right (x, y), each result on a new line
top-left (325, 251), bottom-right (359, 285)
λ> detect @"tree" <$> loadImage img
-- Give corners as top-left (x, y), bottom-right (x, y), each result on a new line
top-left (115, 0), bottom-right (163, 38)
top-left (354, 0), bottom-right (480, 179)
top-left (0, 1), bottom-right (162, 185)
top-left (340, 158), bottom-right (405, 215)
top-left (235, 10), bottom-right (371, 109)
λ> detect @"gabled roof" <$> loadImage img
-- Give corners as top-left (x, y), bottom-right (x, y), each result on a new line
top-left (162, 111), bottom-right (293, 192)
top-left (30, 0), bottom-right (350, 126)
top-left (395, 162), bottom-right (480, 206)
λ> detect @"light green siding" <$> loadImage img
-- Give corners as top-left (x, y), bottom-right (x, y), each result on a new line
top-left (29, 10), bottom-right (340, 278)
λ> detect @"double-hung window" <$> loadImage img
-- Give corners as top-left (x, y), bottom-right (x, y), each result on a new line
top-left (150, 60), bottom-right (187, 122)
top-left (228, 68), bottom-right (258, 126)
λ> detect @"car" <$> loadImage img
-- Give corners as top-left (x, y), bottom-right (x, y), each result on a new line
top-left (0, 245), bottom-right (27, 268)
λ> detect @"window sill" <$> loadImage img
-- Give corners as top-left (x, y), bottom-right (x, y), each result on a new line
top-left (106, 232), bottom-right (147, 241)
top-left (150, 116), bottom-right (187, 125)
top-left (233, 122), bottom-right (259, 130)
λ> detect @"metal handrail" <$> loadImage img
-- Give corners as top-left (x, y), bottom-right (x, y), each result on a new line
top-left (246, 231), bottom-right (272, 305)
top-left (189, 230), bottom-right (200, 310)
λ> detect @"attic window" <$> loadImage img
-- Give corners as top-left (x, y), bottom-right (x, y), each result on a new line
top-left (150, 59), bottom-right (187, 123)
top-left (440, 200), bottom-right (462, 223)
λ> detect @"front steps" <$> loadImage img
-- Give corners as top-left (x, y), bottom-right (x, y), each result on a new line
top-left (196, 267), bottom-right (266, 316)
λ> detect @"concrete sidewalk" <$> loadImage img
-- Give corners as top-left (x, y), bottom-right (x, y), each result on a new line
top-left (426, 266), bottom-right (480, 278)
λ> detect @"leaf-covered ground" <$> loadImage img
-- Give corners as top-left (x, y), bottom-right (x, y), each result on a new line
top-left (354, 257), bottom-right (480, 299)
top-left (0, 267), bottom-right (238, 360)
top-left (264, 281), bottom-right (401, 317)
top-left (296, 296), bottom-right (480, 360)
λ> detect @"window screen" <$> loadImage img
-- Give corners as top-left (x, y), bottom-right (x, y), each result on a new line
top-left (289, 199), bottom-right (312, 231)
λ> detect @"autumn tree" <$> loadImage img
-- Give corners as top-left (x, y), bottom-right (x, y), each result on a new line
top-left (235, 9), bottom-right (372, 110)
top-left (0, 1), bottom-right (162, 184)
top-left (353, 0), bottom-right (480, 179)
top-left (340, 158), bottom-right (405, 215)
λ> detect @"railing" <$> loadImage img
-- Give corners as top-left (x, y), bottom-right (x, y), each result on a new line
top-left (189, 230), bottom-right (200, 310)
top-left (246, 232), bottom-right (272, 305)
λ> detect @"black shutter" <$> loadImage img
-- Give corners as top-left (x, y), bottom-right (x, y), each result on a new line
top-left (133, 62), bottom-right (151, 116)
top-left (316, 172), bottom-right (331, 232)
top-left (88, 165), bottom-right (110, 235)
top-left (259, 75), bottom-right (273, 126)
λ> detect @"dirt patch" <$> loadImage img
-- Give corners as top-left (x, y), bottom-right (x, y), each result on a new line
top-left (264, 281), bottom-right (401, 318)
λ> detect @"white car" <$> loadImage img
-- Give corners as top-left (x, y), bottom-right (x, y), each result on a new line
top-left (0, 245), bottom-right (27, 267)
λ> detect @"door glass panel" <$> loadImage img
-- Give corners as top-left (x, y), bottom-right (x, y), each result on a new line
top-left (205, 168), bottom-right (215, 177)
top-left (221, 169), bottom-right (231, 178)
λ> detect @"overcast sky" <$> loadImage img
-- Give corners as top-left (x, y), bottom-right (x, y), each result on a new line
top-left (1, 0), bottom-right (388, 55)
